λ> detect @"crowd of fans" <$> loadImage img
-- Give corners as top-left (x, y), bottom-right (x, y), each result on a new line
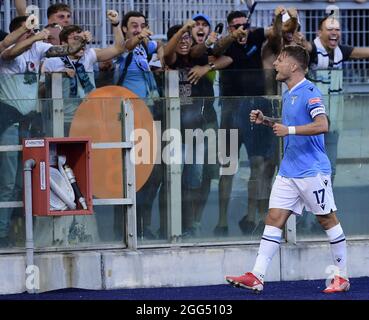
top-left (1, 1), bottom-right (369, 247)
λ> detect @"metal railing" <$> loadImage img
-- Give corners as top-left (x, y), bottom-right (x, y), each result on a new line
top-left (1, 1), bottom-right (368, 89)
top-left (1, 69), bottom-right (369, 251)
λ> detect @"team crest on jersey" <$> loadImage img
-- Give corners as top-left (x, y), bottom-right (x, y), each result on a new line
top-left (291, 96), bottom-right (298, 104)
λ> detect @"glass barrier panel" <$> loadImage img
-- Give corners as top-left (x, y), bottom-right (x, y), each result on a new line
top-left (2, 68), bottom-right (369, 250)
top-left (297, 93), bottom-right (369, 240)
top-left (0, 94), bottom-right (131, 249)
top-left (168, 95), bottom-right (282, 243)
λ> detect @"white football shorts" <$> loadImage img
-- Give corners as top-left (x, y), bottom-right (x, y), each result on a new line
top-left (269, 174), bottom-right (337, 215)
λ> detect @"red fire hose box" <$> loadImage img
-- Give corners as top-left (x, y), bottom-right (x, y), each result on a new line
top-left (22, 137), bottom-right (93, 216)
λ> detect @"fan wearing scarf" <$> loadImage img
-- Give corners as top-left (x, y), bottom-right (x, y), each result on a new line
top-left (116, 11), bottom-right (162, 100)
top-left (42, 10), bottom-right (126, 134)
top-left (114, 11), bottom-right (165, 241)
top-left (306, 13), bottom-right (369, 182)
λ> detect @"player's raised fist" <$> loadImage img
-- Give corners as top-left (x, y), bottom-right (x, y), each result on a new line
top-left (250, 109), bottom-right (264, 124)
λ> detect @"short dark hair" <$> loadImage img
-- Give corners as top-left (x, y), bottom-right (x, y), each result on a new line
top-left (47, 3), bottom-right (71, 19)
top-left (9, 16), bottom-right (27, 32)
top-left (227, 11), bottom-right (247, 24)
top-left (59, 25), bottom-right (83, 43)
top-left (166, 25), bottom-right (183, 41)
top-left (282, 45), bottom-right (310, 71)
top-left (121, 11), bottom-right (146, 28)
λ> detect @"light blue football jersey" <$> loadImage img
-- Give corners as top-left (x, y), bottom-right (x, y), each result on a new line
top-left (278, 79), bottom-right (332, 178)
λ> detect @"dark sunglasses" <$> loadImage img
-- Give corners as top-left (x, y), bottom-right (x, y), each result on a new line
top-left (229, 23), bottom-right (249, 29)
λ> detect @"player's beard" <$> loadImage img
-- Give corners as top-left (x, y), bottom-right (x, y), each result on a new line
top-left (275, 71), bottom-right (287, 82)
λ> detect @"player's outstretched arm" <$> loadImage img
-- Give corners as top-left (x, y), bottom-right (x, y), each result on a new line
top-left (250, 109), bottom-right (281, 127)
top-left (263, 116), bottom-right (282, 127)
top-left (272, 114), bottom-right (328, 137)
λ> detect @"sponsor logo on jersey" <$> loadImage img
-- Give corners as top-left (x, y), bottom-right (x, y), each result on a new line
top-left (309, 97), bottom-right (321, 105)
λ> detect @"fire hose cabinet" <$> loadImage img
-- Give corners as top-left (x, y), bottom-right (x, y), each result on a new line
top-left (22, 137), bottom-right (93, 216)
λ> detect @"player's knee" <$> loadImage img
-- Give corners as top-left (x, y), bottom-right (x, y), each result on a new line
top-left (316, 212), bottom-right (339, 230)
top-left (265, 210), bottom-right (287, 229)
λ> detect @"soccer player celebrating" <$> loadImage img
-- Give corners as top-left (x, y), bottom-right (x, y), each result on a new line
top-left (225, 45), bottom-right (349, 294)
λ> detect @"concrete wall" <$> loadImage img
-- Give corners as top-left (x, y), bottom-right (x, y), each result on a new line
top-left (0, 240), bottom-right (368, 294)
top-left (0, 251), bottom-right (102, 294)
top-left (102, 247), bottom-right (280, 289)
top-left (281, 241), bottom-right (369, 281)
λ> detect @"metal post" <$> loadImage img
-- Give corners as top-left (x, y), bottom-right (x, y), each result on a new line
top-left (101, 0), bottom-right (107, 48)
top-left (51, 73), bottom-right (65, 137)
top-left (41, 0), bottom-right (48, 27)
top-left (24, 159), bottom-right (36, 294)
top-left (123, 100), bottom-right (137, 250)
top-left (286, 215), bottom-right (297, 245)
top-left (4, 0), bottom-right (11, 33)
top-left (164, 70), bottom-right (182, 242)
